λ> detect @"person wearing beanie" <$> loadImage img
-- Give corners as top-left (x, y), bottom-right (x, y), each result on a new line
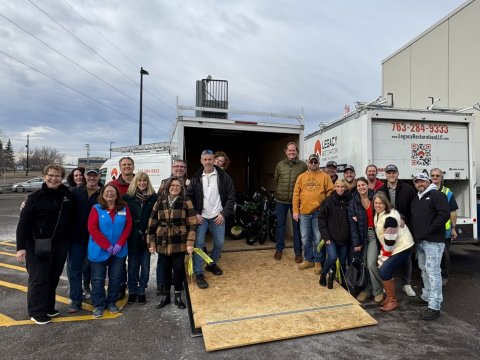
top-left (373, 192), bottom-right (414, 312)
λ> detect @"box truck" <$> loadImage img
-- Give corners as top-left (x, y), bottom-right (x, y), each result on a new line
top-left (100, 152), bottom-right (172, 192)
top-left (171, 105), bottom-right (304, 195)
top-left (304, 104), bottom-right (477, 241)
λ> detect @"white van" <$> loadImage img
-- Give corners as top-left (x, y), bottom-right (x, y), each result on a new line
top-left (100, 152), bottom-right (172, 192)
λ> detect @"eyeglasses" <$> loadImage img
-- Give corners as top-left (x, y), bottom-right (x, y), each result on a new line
top-left (173, 165), bottom-right (186, 168)
top-left (201, 150), bottom-right (214, 155)
top-left (46, 174), bottom-right (62, 178)
top-left (309, 160), bottom-right (318, 164)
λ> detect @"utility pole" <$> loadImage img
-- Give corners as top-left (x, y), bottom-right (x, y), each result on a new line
top-left (139, 67), bottom-right (149, 145)
top-left (85, 144), bottom-right (90, 166)
top-left (25, 134), bottom-right (29, 176)
top-left (109, 142), bottom-right (115, 159)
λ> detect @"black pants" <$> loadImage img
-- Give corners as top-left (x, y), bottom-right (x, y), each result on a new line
top-left (25, 240), bottom-right (69, 317)
top-left (441, 237), bottom-right (451, 278)
top-left (160, 253), bottom-right (185, 292)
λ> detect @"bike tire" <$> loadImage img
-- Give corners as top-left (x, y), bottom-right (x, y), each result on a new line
top-left (245, 229), bottom-right (258, 245)
top-left (269, 217), bottom-right (277, 242)
top-left (258, 217), bottom-right (269, 245)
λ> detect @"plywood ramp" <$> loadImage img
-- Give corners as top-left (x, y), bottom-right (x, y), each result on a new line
top-left (187, 249), bottom-right (377, 351)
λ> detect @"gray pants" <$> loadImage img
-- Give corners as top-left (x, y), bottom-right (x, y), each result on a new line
top-left (364, 229), bottom-right (383, 296)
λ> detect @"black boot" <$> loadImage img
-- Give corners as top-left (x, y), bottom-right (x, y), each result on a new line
top-left (156, 285), bottom-right (165, 296)
top-left (327, 268), bottom-right (335, 289)
top-left (174, 292), bottom-right (186, 309)
top-left (155, 290), bottom-right (171, 309)
top-left (319, 273), bottom-right (327, 287)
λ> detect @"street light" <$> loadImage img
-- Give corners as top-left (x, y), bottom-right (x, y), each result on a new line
top-left (109, 141), bottom-right (115, 159)
top-left (139, 67), bottom-right (149, 145)
top-left (25, 134), bottom-right (29, 176)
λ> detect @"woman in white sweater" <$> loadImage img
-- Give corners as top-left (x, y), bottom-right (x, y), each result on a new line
top-left (373, 192), bottom-right (414, 312)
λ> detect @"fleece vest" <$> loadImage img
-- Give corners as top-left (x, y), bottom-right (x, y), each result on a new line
top-left (88, 204), bottom-right (128, 262)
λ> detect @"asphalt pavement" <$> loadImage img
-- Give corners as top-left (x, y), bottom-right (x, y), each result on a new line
top-left (0, 192), bottom-right (479, 360)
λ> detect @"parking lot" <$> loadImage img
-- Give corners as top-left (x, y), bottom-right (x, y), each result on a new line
top-left (0, 192), bottom-right (479, 359)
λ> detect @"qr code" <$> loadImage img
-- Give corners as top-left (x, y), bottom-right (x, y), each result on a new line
top-left (411, 143), bottom-right (431, 166)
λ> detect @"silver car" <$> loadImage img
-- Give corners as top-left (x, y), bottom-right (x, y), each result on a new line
top-left (11, 177), bottom-right (44, 193)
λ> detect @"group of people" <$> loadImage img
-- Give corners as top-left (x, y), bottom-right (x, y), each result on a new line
top-left (275, 141), bottom-right (456, 320)
top-left (15, 142), bottom-right (456, 325)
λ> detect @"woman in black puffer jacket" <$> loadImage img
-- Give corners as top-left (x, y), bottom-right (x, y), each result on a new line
top-left (318, 179), bottom-right (351, 289)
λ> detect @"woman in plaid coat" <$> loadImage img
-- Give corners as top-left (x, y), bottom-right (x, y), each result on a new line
top-left (146, 176), bottom-right (196, 309)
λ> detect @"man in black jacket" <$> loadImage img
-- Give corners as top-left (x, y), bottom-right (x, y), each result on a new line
top-left (410, 173), bottom-right (450, 321)
top-left (377, 164), bottom-right (416, 297)
top-left (186, 150), bottom-right (235, 289)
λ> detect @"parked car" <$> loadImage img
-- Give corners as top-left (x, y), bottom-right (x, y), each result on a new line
top-left (11, 177), bottom-right (43, 193)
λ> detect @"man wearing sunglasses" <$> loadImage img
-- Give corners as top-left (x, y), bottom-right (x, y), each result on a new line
top-left (292, 154), bottom-right (333, 272)
top-left (430, 168), bottom-right (458, 286)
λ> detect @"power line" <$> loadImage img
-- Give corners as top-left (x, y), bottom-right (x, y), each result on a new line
top-left (60, 0), bottom-right (177, 112)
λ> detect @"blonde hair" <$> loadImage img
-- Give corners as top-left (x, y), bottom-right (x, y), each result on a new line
top-left (334, 178), bottom-right (347, 187)
top-left (127, 172), bottom-right (155, 196)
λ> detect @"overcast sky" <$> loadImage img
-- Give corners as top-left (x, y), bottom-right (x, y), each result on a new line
top-left (0, 0), bottom-right (467, 164)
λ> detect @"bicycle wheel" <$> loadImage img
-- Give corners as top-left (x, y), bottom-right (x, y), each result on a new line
top-left (269, 216), bottom-right (277, 242)
top-left (258, 216), bottom-right (269, 244)
top-left (245, 226), bottom-right (259, 245)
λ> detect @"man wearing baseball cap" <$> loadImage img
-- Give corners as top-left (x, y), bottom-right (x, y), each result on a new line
top-left (292, 154), bottom-right (333, 272)
top-left (378, 164), bottom-right (416, 297)
top-left (410, 172), bottom-right (450, 320)
top-left (343, 165), bottom-right (356, 193)
top-left (324, 160), bottom-right (338, 183)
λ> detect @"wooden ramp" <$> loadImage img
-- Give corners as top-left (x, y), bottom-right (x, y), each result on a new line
top-left (187, 249), bottom-right (377, 351)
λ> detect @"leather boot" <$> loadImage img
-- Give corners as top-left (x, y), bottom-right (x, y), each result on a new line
top-left (155, 290), bottom-right (171, 309)
top-left (174, 291), bottom-right (186, 309)
top-left (380, 279), bottom-right (398, 312)
top-left (327, 268), bottom-right (335, 289)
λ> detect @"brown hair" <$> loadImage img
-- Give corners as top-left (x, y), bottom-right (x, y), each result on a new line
top-left (118, 156), bottom-right (134, 166)
top-left (98, 184), bottom-right (126, 211)
top-left (43, 164), bottom-right (66, 179)
top-left (373, 192), bottom-right (392, 214)
top-left (285, 141), bottom-right (299, 152)
top-left (214, 151), bottom-right (230, 170)
top-left (160, 176), bottom-right (185, 199)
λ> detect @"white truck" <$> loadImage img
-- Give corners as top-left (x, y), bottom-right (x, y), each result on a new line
top-left (304, 104), bottom-right (477, 241)
top-left (100, 152), bottom-right (172, 192)
top-left (171, 105), bottom-right (305, 195)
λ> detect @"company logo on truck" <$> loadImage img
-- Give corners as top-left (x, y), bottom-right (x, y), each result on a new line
top-left (314, 136), bottom-right (337, 157)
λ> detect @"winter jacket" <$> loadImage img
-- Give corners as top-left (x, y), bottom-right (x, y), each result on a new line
top-left (124, 192), bottom-right (158, 254)
top-left (410, 185), bottom-right (450, 243)
top-left (371, 178), bottom-right (384, 192)
top-left (16, 183), bottom-right (73, 252)
top-left (186, 165), bottom-right (235, 219)
top-left (377, 181), bottom-right (416, 225)
top-left (374, 208), bottom-right (414, 256)
top-left (274, 158), bottom-right (307, 203)
top-left (318, 191), bottom-right (351, 246)
top-left (293, 170), bottom-right (334, 215)
top-left (70, 185), bottom-right (102, 246)
top-left (347, 189), bottom-right (375, 248)
top-left (108, 175), bottom-right (131, 195)
top-left (146, 195), bottom-right (197, 255)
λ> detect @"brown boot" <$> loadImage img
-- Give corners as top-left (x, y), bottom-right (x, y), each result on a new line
top-left (313, 262), bottom-right (322, 275)
top-left (380, 279), bottom-right (398, 312)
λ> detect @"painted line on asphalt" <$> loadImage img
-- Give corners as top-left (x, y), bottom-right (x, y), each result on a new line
top-left (0, 262), bottom-right (26, 272)
top-left (0, 241), bottom-right (16, 247)
top-left (0, 312), bottom-right (123, 327)
top-left (0, 251), bottom-right (16, 257)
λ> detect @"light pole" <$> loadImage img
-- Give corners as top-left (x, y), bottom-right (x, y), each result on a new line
top-left (109, 142), bottom-right (115, 158)
top-left (85, 143), bottom-right (90, 166)
top-left (139, 67), bottom-right (149, 145)
top-left (25, 134), bottom-right (29, 176)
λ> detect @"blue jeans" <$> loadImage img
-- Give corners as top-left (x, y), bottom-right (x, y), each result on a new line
top-left (90, 256), bottom-right (125, 308)
top-left (379, 249), bottom-right (412, 281)
top-left (275, 201), bottom-right (302, 256)
top-left (322, 241), bottom-right (349, 277)
top-left (193, 217), bottom-right (225, 275)
top-left (127, 249), bottom-right (151, 296)
top-left (417, 241), bottom-right (445, 311)
top-left (299, 211), bottom-right (321, 262)
top-left (67, 242), bottom-right (88, 304)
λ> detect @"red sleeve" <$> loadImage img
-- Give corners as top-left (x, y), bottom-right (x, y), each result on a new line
top-left (87, 207), bottom-right (113, 250)
top-left (116, 206), bottom-right (132, 247)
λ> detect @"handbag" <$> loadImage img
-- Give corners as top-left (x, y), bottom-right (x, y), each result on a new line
top-left (345, 254), bottom-right (369, 293)
top-left (33, 202), bottom-right (63, 257)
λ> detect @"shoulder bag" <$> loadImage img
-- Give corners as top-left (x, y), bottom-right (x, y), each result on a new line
top-left (33, 202), bottom-right (63, 257)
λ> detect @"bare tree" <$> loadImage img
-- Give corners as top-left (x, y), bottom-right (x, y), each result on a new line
top-left (18, 146), bottom-right (65, 170)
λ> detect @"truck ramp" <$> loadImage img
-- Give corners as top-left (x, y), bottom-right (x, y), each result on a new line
top-left (186, 249), bottom-right (377, 351)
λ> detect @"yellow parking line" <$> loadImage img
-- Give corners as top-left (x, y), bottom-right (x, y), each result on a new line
top-left (0, 312), bottom-right (123, 327)
top-left (0, 241), bottom-right (16, 247)
top-left (0, 262), bottom-right (26, 272)
top-left (0, 251), bottom-right (15, 257)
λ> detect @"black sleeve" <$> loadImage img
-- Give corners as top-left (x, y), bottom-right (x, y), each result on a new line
top-left (318, 198), bottom-right (331, 241)
top-left (449, 193), bottom-right (459, 212)
top-left (16, 195), bottom-right (35, 251)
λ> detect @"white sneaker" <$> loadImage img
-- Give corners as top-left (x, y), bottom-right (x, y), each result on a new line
top-left (403, 284), bottom-right (416, 297)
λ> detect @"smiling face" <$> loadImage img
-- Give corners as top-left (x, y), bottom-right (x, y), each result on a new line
top-left (414, 179), bottom-right (430, 193)
top-left (285, 144), bottom-right (298, 161)
top-left (215, 156), bottom-right (225, 169)
top-left (120, 159), bottom-right (134, 177)
top-left (169, 180), bottom-right (182, 197)
top-left (44, 169), bottom-right (63, 189)
top-left (374, 197), bottom-right (386, 213)
top-left (73, 170), bottom-right (85, 186)
top-left (85, 172), bottom-right (99, 189)
top-left (386, 170), bottom-right (399, 185)
top-left (201, 154), bottom-right (215, 173)
top-left (356, 180), bottom-right (368, 195)
top-left (172, 160), bottom-right (186, 177)
top-left (102, 185), bottom-right (118, 203)
top-left (366, 166), bottom-right (377, 181)
top-left (335, 182), bottom-right (346, 196)
top-left (343, 169), bottom-right (355, 183)
top-left (430, 169), bottom-right (442, 188)
top-left (308, 158), bottom-right (319, 171)
top-left (137, 177), bottom-right (148, 191)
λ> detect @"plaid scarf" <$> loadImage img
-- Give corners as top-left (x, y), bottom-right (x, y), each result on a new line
top-left (135, 189), bottom-right (148, 204)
